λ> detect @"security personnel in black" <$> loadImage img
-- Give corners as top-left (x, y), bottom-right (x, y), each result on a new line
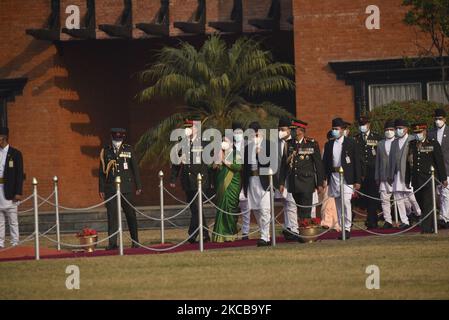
top-left (99, 128), bottom-right (142, 250)
top-left (407, 123), bottom-right (448, 233)
top-left (354, 116), bottom-right (382, 229)
top-left (170, 117), bottom-right (212, 243)
top-left (279, 119), bottom-right (325, 219)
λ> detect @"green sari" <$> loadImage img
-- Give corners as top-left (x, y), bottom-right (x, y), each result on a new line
top-left (212, 150), bottom-right (242, 242)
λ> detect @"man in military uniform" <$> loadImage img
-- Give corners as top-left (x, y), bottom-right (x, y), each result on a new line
top-left (354, 116), bottom-right (382, 229)
top-left (279, 119), bottom-right (325, 223)
top-left (407, 123), bottom-right (448, 233)
top-left (170, 117), bottom-right (211, 244)
top-left (99, 128), bottom-right (142, 250)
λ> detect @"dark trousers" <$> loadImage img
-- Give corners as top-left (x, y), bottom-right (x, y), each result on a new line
top-left (360, 174), bottom-right (379, 227)
top-left (105, 192), bottom-right (139, 247)
top-left (186, 190), bottom-right (210, 241)
top-left (414, 182), bottom-right (434, 233)
top-left (292, 192), bottom-right (313, 219)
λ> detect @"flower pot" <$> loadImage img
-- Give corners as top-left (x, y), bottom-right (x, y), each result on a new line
top-left (78, 235), bottom-right (98, 252)
top-left (298, 226), bottom-right (322, 243)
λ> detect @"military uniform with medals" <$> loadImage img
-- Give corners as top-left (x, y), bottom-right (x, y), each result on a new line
top-left (407, 123), bottom-right (447, 233)
top-left (354, 117), bottom-right (382, 228)
top-left (280, 119), bottom-right (325, 219)
top-left (99, 128), bottom-right (142, 249)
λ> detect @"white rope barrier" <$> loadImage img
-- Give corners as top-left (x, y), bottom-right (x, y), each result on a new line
top-left (162, 187), bottom-right (188, 205)
top-left (351, 208), bottom-right (435, 236)
top-left (38, 194), bottom-right (117, 211)
top-left (39, 224), bottom-right (57, 237)
top-left (0, 232), bottom-right (36, 252)
top-left (202, 192), bottom-right (251, 216)
top-left (17, 192), bottom-right (55, 214)
top-left (124, 227), bottom-right (201, 252)
top-left (16, 193), bottom-right (34, 206)
top-left (122, 191), bottom-right (198, 221)
top-left (348, 177), bottom-right (432, 202)
top-left (41, 230), bottom-right (120, 248)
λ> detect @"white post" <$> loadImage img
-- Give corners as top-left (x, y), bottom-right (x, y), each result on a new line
top-left (339, 167), bottom-right (346, 241)
top-left (53, 176), bottom-right (61, 251)
top-left (32, 178), bottom-right (40, 260)
top-left (268, 168), bottom-right (276, 247)
top-left (115, 176), bottom-right (124, 256)
top-left (197, 173), bottom-right (204, 252)
top-left (159, 171), bottom-right (165, 244)
top-left (431, 166), bottom-right (438, 234)
top-left (393, 197), bottom-right (399, 227)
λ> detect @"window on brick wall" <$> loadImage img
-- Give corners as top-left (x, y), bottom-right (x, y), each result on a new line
top-left (427, 82), bottom-right (449, 104)
top-left (368, 83), bottom-right (422, 110)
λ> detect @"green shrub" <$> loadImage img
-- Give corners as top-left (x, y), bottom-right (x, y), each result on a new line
top-left (349, 100), bottom-right (449, 135)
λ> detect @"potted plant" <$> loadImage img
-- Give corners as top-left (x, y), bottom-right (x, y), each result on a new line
top-left (76, 227), bottom-right (98, 252)
top-left (298, 218), bottom-right (322, 243)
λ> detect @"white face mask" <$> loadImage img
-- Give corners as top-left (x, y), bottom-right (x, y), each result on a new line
top-left (435, 120), bottom-right (445, 129)
top-left (415, 133), bottom-right (425, 142)
top-left (185, 127), bottom-right (193, 137)
top-left (221, 141), bottom-right (231, 150)
top-left (278, 130), bottom-right (289, 140)
top-left (112, 140), bottom-right (123, 149)
top-left (359, 125), bottom-right (368, 133)
top-left (395, 128), bottom-right (405, 138)
top-left (384, 130), bottom-right (395, 139)
top-left (234, 133), bottom-right (243, 143)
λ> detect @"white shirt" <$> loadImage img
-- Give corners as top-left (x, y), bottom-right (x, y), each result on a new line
top-left (0, 144), bottom-right (10, 178)
top-left (437, 124), bottom-right (446, 145)
top-left (332, 136), bottom-right (344, 167)
top-left (385, 138), bottom-right (394, 156)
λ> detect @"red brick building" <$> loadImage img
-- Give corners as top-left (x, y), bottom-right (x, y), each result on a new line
top-left (0, 0), bottom-right (445, 208)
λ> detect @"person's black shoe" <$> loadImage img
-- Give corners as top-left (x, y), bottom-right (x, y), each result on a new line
top-left (106, 244), bottom-right (118, 250)
top-left (188, 237), bottom-right (197, 244)
top-left (382, 222), bottom-right (393, 229)
top-left (282, 229), bottom-right (299, 241)
top-left (131, 243), bottom-right (140, 249)
top-left (241, 235), bottom-right (249, 240)
top-left (256, 239), bottom-right (271, 247)
top-left (338, 231), bottom-right (351, 240)
top-left (438, 220), bottom-right (448, 229)
top-left (398, 223), bottom-right (410, 230)
top-left (366, 223), bottom-right (379, 230)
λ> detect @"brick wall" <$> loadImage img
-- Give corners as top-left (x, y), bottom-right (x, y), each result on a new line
top-left (292, 0), bottom-right (428, 147)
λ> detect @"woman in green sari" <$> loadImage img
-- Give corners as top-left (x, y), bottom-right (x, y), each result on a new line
top-left (212, 136), bottom-right (243, 242)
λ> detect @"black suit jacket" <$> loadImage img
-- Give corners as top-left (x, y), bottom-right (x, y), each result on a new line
top-left (2, 146), bottom-right (24, 200)
top-left (323, 137), bottom-right (362, 185)
top-left (242, 138), bottom-right (276, 197)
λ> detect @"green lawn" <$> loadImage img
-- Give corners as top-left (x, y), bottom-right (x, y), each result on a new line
top-left (1, 230), bottom-right (448, 300)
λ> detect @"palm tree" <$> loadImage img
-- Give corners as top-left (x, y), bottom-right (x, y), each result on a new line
top-left (136, 34), bottom-right (295, 166)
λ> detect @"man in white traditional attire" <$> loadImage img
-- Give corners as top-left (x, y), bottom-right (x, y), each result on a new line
top-left (388, 119), bottom-right (421, 229)
top-left (322, 118), bottom-right (361, 240)
top-left (242, 121), bottom-right (277, 246)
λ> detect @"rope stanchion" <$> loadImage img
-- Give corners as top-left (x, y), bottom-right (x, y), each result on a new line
top-left (53, 176), bottom-right (61, 251)
top-left (124, 227), bottom-right (200, 252)
top-left (41, 231), bottom-right (120, 248)
top-left (159, 171), bottom-right (165, 244)
top-left (269, 169), bottom-right (276, 247)
top-left (198, 174), bottom-right (204, 252)
top-left (115, 177), bottom-right (124, 256)
top-left (32, 178), bottom-right (40, 261)
top-left (431, 167), bottom-right (438, 234)
top-left (339, 167), bottom-right (346, 241)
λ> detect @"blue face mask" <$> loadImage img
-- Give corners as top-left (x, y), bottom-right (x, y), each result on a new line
top-left (395, 128), bottom-right (405, 138)
top-left (415, 133), bottom-right (425, 142)
top-left (332, 129), bottom-right (341, 139)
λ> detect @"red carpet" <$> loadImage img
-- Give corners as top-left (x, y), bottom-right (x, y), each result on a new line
top-left (0, 226), bottom-right (421, 263)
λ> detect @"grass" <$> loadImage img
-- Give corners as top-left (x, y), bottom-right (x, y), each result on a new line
top-left (0, 228), bottom-right (448, 300)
